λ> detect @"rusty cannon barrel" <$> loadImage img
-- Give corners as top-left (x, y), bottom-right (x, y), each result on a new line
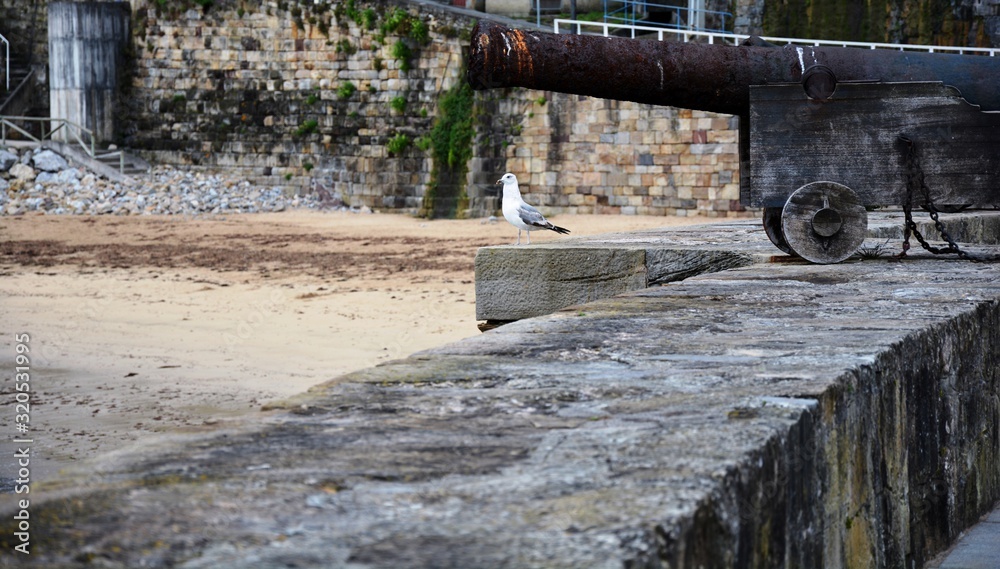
top-left (467, 20), bottom-right (1000, 116)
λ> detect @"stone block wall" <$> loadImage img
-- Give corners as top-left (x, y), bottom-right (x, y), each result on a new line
top-left (509, 95), bottom-right (744, 217)
top-left (124, 0), bottom-right (747, 217)
top-left (0, 0), bottom-right (49, 67)
top-left (125, 0), bottom-right (465, 213)
top-left (4, 0), bottom-right (749, 217)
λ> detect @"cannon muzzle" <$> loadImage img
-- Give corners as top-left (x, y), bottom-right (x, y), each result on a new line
top-left (468, 20), bottom-right (1000, 116)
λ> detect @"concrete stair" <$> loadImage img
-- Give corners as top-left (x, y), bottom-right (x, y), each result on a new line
top-left (93, 146), bottom-right (151, 177)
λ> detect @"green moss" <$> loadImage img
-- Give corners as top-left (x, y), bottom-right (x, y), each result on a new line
top-left (336, 39), bottom-right (356, 55)
top-left (432, 81), bottom-right (474, 170)
top-left (295, 119), bottom-right (319, 136)
top-left (359, 7), bottom-right (376, 30)
top-left (391, 40), bottom-right (413, 72)
top-left (386, 133), bottom-right (411, 155)
top-left (337, 81), bottom-right (357, 100)
top-left (421, 78), bottom-right (476, 218)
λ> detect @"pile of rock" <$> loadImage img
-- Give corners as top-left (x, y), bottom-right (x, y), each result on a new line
top-left (0, 146), bottom-right (335, 216)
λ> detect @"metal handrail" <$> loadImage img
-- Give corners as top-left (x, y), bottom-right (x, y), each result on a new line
top-left (1, 117), bottom-right (94, 157)
top-left (1, 115), bottom-right (96, 161)
top-left (603, 1), bottom-right (732, 34)
top-left (0, 32), bottom-right (8, 91)
top-left (0, 115), bottom-right (129, 175)
top-left (553, 19), bottom-right (1000, 56)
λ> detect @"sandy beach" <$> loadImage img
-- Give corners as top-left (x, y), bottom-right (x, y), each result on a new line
top-left (0, 210), bottom-right (730, 483)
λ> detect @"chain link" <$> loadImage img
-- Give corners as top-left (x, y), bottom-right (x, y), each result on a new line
top-left (897, 135), bottom-right (994, 263)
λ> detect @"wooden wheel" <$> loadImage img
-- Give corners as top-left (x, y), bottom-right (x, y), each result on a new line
top-left (762, 207), bottom-right (793, 254)
top-left (780, 181), bottom-right (868, 264)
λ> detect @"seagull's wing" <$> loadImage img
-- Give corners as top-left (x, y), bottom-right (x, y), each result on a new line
top-left (516, 202), bottom-right (550, 229)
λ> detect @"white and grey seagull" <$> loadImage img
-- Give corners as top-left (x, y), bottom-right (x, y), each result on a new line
top-left (496, 173), bottom-right (570, 245)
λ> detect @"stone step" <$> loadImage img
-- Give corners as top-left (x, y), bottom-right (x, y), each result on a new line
top-left (475, 211), bottom-right (1000, 324)
top-left (93, 149), bottom-right (150, 176)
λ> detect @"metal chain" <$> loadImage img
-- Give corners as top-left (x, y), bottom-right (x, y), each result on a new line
top-left (897, 135), bottom-right (993, 263)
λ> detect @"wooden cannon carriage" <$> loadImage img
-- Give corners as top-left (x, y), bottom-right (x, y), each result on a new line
top-left (468, 22), bottom-right (1000, 263)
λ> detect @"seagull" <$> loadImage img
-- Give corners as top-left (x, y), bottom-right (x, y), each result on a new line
top-left (496, 173), bottom-right (570, 245)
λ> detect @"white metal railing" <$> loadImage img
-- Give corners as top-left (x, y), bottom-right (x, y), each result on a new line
top-left (553, 19), bottom-right (1000, 56)
top-left (604, 0), bottom-right (731, 34)
top-left (0, 32), bottom-right (8, 91)
top-left (0, 116), bottom-right (126, 174)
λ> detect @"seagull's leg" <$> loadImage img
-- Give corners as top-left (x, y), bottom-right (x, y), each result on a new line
top-left (527, 231), bottom-right (531, 245)
top-left (516, 230), bottom-right (521, 245)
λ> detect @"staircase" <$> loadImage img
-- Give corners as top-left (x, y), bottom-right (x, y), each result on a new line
top-left (1, 31), bottom-right (149, 180)
top-left (0, 36), bottom-right (35, 116)
top-left (94, 146), bottom-right (151, 177)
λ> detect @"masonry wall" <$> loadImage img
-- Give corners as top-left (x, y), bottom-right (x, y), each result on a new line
top-left (0, 0), bottom-right (49, 67)
top-left (509, 96), bottom-right (742, 216)
top-left (3, 0), bottom-right (746, 217)
top-left (123, 0), bottom-right (746, 217)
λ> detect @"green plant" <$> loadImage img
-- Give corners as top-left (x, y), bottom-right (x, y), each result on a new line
top-left (373, 57), bottom-right (384, 72)
top-left (337, 81), bottom-right (357, 100)
top-left (305, 92), bottom-right (319, 105)
top-left (336, 39), bottom-right (356, 55)
top-left (391, 40), bottom-right (412, 72)
top-left (420, 108), bottom-right (428, 118)
top-left (285, 173), bottom-right (293, 181)
top-left (535, 96), bottom-right (547, 106)
top-left (390, 95), bottom-right (407, 113)
top-left (409, 19), bottom-right (429, 44)
top-left (173, 93), bottom-right (186, 103)
top-left (421, 78), bottom-right (476, 218)
top-left (368, 85), bottom-right (377, 93)
top-left (381, 8), bottom-right (411, 36)
top-left (386, 133), bottom-right (411, 155)
top-left (343, 0), bottom-right (362, 22)
top-left (361, 7), bottom-right (377, 30)
top-left (431, 80), bottom-right (475, 169)
top-left (295, 119), bottom-right (319, 136)
top-left (303, 162), bottom-right (314, 172)
top-left (415, 135), bottom-right (433, 151)
top-left (858, 239), bottom-right (891, 259)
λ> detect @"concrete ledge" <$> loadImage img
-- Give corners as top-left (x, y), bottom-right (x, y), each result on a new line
top-left (477, 211), bottom-right (1000, 322)
top-left (475, 221), bottom-right (768, 321)
top-left (3, 217), bottom-right (998, 568)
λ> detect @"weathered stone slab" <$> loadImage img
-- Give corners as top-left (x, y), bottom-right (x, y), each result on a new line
top-left (2, 227), bottom-right (998, 568)
top-left (475, 222), bottom-right (765, 321)
top-left (475, 247), bottom-right (648, 321)
top-left (477, 212), bottom-right (1000, 322)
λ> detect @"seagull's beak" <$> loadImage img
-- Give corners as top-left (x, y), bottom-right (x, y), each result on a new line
top-left (496, 178), bottom-right (502, 185)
